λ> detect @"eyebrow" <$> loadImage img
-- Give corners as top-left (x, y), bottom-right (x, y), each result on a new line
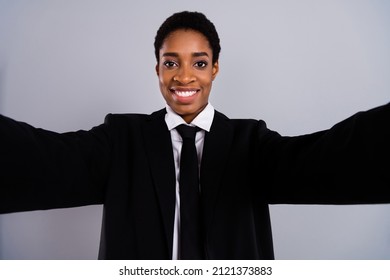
top-left (162, 52), bottom-right (209, 58)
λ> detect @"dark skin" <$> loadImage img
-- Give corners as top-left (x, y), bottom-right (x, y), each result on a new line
top-left (156, 29), bottom-right (219, 123)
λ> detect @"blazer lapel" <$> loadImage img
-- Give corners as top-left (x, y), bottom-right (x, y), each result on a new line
top-left (200, 111), bottom-right (233, 237)
top-left (143, 109), bottom-right (176, 258)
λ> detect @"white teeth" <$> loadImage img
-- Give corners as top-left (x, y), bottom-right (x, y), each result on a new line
top-left (175, 90), bottom-right (197, 97)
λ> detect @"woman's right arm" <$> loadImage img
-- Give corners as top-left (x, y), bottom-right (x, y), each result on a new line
top-left (0, 114), bottom-right (112, 214)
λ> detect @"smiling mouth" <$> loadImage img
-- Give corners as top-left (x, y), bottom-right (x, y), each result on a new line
top-left (170, 89), bottom-right (199, 97)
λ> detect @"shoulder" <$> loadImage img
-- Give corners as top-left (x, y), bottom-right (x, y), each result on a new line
top-left (214, 109), bottom-right (268, 130)
top-left (104, 108), bottom-right (166, 125)
top-left (97, 109), bottom-right (167, 140)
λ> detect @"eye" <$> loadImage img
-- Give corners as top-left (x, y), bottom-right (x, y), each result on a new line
top-left (163, 60), bottom-right (178, 68)
top-left (194, 61), bottom-right (208, 68)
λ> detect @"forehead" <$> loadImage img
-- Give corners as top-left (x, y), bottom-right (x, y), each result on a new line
top-left (160, 29), bottom-right (212, 54)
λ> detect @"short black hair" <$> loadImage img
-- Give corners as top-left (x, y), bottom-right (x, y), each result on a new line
top-left (154, 11), bottom-right (221, 64)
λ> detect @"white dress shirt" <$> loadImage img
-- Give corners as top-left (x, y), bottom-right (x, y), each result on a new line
top-left (164, 103), bottom-right (215, 260)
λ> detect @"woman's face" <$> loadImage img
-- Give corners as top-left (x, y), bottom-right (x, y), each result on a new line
top-left (156, 29), bottom-right (219, 123)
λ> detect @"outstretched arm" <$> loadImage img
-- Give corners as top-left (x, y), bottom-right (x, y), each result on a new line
top-left (259, 102), bottom-right (390, 204)
top-left (0, 115), bottom-right (112, 214)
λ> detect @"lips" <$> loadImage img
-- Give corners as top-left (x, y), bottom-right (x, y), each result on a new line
top-left (169, 88), bottom-right (200, 104)
top-left (170, 87), bottom-right (199, 97)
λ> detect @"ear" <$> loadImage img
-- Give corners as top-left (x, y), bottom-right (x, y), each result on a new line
top-left (155, 63), bottom-right (159, 76)
top-left (212, 61), bottom-right (219, 80)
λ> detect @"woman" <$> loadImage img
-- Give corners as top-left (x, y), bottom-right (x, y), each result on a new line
top-left (1, 11), bottom-right (389, 260)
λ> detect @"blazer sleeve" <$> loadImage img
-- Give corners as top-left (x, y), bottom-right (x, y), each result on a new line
top-left (0, 114), bottom-right (112, 214)
top-left (258, 102), bottom-right (390, 204)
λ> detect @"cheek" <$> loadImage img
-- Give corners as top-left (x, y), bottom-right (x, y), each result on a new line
top-left (199, 74), bottom-right (213, 89)
top-left (159, 72), bottom-right (173, 87)
top-left (158, 75), bottom-right (169, 91)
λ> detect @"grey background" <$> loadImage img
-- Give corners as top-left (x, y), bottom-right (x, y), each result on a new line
top-left (0, 0), bottom-right (389, 259)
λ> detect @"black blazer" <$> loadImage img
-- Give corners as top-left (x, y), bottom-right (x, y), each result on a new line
top-left (1, 103), bottom-right (389, 259)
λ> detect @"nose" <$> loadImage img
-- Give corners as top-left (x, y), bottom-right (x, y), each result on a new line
top-left (173, 65), bottom-right (195, 84)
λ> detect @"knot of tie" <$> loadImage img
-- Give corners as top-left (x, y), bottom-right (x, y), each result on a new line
top-left (176, 124), bottom-right (200, 140)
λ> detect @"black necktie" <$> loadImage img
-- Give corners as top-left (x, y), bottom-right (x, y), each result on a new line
top-left (176, 124), bottom-right (204, 259)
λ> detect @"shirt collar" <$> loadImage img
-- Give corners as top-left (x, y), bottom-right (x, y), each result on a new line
top-left (165, 103), bottom-right (215, 132)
